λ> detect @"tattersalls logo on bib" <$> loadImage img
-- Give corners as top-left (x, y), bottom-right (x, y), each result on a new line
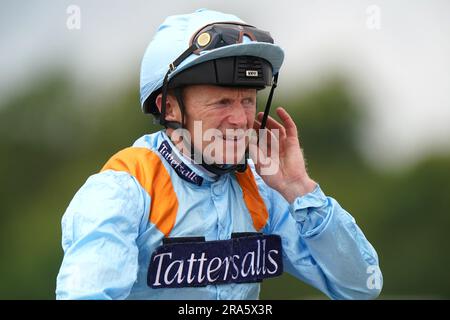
top-left (158, 140), bottom-right (203, 186)
top-left (147, 234), bottom-right (283, 288)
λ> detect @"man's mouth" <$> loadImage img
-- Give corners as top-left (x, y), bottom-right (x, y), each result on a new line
top-left (219, 130), bottom-right (247, 142)
top-left (222, 136), bottom-right (240, 141)
top-left (221, 135), bottom-right (245, 142)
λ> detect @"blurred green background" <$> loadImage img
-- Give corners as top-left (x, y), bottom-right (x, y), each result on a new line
top-left (1, 0), bottom-right (450, 299)
top-left (0, 70), bottom-right (449, 299)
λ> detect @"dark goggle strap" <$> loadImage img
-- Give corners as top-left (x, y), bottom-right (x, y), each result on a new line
top-left (160, 43), bottom-right (197, 128)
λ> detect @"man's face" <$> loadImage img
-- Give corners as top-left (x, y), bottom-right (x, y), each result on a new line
top-left (162, 85), bottom-right (257, 165)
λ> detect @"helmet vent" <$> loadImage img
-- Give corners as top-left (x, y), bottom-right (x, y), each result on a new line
top-left (237, 57), bottom-right (264, 81)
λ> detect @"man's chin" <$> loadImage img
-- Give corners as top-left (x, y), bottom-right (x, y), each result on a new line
top-left (194, 139), bottom-right (249, 166)
top-left (224, 144), bottom-right (247, 163)
top-left (202, 152), bottom-right (247, 166)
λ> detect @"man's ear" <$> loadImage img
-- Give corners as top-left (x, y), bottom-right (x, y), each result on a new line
top-left (155, 92), bottom-right (181, 122)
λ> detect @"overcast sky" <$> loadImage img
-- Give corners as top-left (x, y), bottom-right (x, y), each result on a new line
top-left (1, 0), bottom-right (449, 169)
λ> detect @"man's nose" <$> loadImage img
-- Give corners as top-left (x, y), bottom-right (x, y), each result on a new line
top-left (227, 102), bottom-right (248, 128)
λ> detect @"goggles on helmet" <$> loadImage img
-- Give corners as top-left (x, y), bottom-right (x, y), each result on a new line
top-left (190, 22), bottom-right (274, 54)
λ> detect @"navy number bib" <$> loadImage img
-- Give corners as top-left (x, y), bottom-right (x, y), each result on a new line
top-left (147, 234), bottom-right (283, 288)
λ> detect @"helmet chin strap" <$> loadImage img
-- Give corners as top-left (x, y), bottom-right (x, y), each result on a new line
top-left (259, 73), bottom-right (278, 130)
top-left (198, 151), bottom-right (248, 175)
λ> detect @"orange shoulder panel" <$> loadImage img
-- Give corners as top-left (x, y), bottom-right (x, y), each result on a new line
top-left (235, 167), bottom-right (269, 231)
top-left (100, 147), bottom-right (178, 237)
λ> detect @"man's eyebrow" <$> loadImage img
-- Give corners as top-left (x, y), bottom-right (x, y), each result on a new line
top-left (205, 96), bottom-right (232, 105)
top-left (203, 90), bottom-right (256, 105)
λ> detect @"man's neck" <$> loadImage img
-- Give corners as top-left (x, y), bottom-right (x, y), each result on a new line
top-left (163, 129), bottom-right (218, 178)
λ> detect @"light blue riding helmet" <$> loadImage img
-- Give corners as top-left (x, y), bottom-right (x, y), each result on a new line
top-left (139, 8), bottom-right (285, 118)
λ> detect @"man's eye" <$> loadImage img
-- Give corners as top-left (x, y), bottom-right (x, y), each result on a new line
top-left (215, 100), bottom-right (230, 106)
top-left (242, 98), bottom-right (255, 106)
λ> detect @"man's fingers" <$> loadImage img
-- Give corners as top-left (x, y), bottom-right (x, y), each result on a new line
top-left (275, 107), bottom-right (298, 138)
top-left (253, 118), bottom-right (284, 159)
top-left (253, 118), bottom-right (261, 130)
top-left (256, 112), bottom-right (286, 136)
top-left (257, 112), bottom-right (289, 140)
